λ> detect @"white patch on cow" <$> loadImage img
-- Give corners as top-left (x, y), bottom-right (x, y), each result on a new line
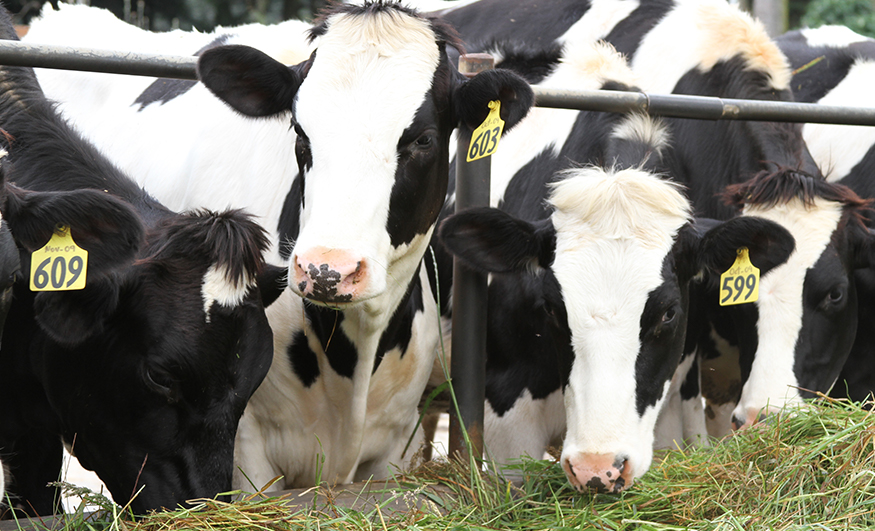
top-left (234, 266), bottom-right (440, 489)
top-left (631, 0), bottom-right (790, 93)
top-left (803, 59), bottom-right (875, 182)
top-left (484, 389), bottom-right (566, 464)
top-left (26, 6), bottom-right (315, 261)
top-left (490, 41), bottom-right (639, 206)
top-left (735, 198), bottom-right (843, 421)
top-left (557, 0), bottom-right (640, 50)
top-left (611, 112), bottom-right (671, 157)
top-left (291, 9), bottom-right (440, 302)
top-left (549, 167), bottom-right (691, 481)
top-left (653, 352), bottom-right (708, 450)
top-left (799, 25), bottom-right (870, 48)
top-left (201, 264), bottom-right (254, 321)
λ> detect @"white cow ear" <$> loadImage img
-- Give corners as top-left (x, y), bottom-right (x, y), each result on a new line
top-left (439, 207), bottom-right (554, 274)
top-left (198, 44), bottom-right (305, 117)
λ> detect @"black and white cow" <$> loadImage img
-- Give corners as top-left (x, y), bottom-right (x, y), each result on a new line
top-left (435, 39), bottom-right (794, 492)
top-left (428, 0), bottom-right (875, 435)
top-left (24, 2), bottom-right (534, 489)
top-left (0, 6), bottom-right (281, 515)
top-left (775, 26), bottom-right (875, 403)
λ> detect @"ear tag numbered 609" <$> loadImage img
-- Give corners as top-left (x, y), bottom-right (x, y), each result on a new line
top-left (719, 247), bottom-right (759, 306)
top-left (467, 100), bottom-right (505, 162)
top-left (30, 225), bottom-right (88, 292)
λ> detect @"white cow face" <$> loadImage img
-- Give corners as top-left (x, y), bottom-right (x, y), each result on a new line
top-left (197, 2), bottom-right (533, 313)
top-left (440, 167), bottom-right (794, 492)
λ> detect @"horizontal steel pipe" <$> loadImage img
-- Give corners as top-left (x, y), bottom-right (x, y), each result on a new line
top-left (0, 41), bottom-right (198, 80)
top-left (534, 87), bottom-right (875, 125)
top-left (1, 41), bottom-right (875, 125)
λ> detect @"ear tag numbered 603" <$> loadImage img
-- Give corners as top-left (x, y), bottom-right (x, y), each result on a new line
top-left (719, 247), bottom-right (759, 306)
top-left (30, 225), bottom-right (88, 292)
top-left (467, 100), bottom-right (505, 162)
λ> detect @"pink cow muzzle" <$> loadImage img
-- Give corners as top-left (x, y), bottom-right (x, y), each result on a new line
top-left (293, 247), bottom-right (369, 304)
top-left (563, 452), bottom-right (632, 493)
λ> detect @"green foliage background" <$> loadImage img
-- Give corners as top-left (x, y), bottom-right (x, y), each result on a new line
top-left (802, 0), bottom-right (875, 37)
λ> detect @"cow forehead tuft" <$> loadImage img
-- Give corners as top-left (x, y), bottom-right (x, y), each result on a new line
top-left (202, 263), bottom-right (255, 318)
top-left (693, 1), bottom-right (790, 89)
top-left (549, 167), bottom-right (690, 248)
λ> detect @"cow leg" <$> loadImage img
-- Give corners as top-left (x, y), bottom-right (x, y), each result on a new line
top-left (3, 428), bottom-right (63, 517)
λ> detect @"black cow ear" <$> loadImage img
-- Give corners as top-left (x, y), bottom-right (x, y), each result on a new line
top-left (33, 278), bottom-right (121, 347)
top-left (852, 227), bottom-right (875, 270)
top-left (453, 69), bottom-right (534, 132)
top-left (258, 263), bottom-right (288, 308)
top-left (439, 207), bottom-right (554, 273)
top-left (198, 44), bottom-right (305, 117)
top-left (698, 216), bottom-right (795, 277)
top-left (4, 187), bottom-right (143, 280)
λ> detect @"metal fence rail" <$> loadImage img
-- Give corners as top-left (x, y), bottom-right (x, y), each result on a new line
top-left (4, 40), bottom-right (875, 125)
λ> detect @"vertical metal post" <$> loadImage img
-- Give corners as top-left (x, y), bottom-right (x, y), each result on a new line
top-left (449, 53), bottom-right (494, 463)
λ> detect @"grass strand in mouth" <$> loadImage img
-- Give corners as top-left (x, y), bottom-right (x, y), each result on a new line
top-left (26, 395), bottom-right (875, 531)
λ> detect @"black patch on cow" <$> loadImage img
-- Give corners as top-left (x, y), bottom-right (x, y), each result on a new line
top-left (793, 242), bottom-right (858, 396)
top-left (387, 89), bottom-right (451, 248)
top-left (679, 354), bottom-right (700, 401)
top-left (484, 269), bottom-right (570, 416)
top-left (277, 172), bottom-right (304, 261)
top-left (667, 56), bottom-right (812, 218)
top-left (440, 0), bottom-right (593, 60)
top-left (836, 143), bottom-right (875, 216)
top-left (286, 330), bottom-right (320, 387)
top-left (134, 35), bottom-right (231, 111)
top-left (492, 43), bottom-right (563, 84)
top-left (374, 266), bottom-right (425, 373)
top-left (304, 303), bottom-right (357, 378)
top-left (603, 0), bottom-right (674, 61)
top-left (635, 254), bottom-right (688, 416)
top-left (776, 29), bottom-right (875, 104)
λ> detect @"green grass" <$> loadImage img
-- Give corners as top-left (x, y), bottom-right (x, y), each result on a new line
top-left (20, 395), bottom-right (875, 531)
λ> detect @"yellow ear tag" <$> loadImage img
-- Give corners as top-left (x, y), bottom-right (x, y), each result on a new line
top-left (30, 225), bottom-right (88, 292)
top-left (719, 247), bottom-right (759, 306)
top-left (466, 100), bottom-right (505, 162)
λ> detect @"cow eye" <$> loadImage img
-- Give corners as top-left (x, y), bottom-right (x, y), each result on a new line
top-left (414, 133), bottom-right (434, 149)
top-left (662, 308), bottom-right (676, 324)
top-left (823, 286), bottom-right (845, 307)
top-left (145, 368), bottom-right (179, 404)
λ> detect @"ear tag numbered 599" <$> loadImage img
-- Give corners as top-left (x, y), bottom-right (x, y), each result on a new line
top-left (719, 247), bottom-right (759, 306)
top-left (467, 100), bottom-right (505, 162)
top-left (30, 225), bottom-right (88, 292)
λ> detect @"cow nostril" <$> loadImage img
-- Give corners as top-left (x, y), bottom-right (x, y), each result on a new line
top-left (731, 414), bottom-right (745, 430)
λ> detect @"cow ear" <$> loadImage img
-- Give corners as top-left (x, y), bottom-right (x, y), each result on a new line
top-left (33, 278), bottom-right (121, 347)
top-left (3, 187), bottom-right (143, 280)
top-left (454, 69), bottom-right (534, 132)
top-left (258, 263), bottom-right (288, 308)
top-left (852, 227), bottom-right (875, 270)
top-left (198, 44), bottom-right (305, 117)
top-left (439, 207), bottom-right (555, 273)
top-left (697, 216), bottom-right (795, 277)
